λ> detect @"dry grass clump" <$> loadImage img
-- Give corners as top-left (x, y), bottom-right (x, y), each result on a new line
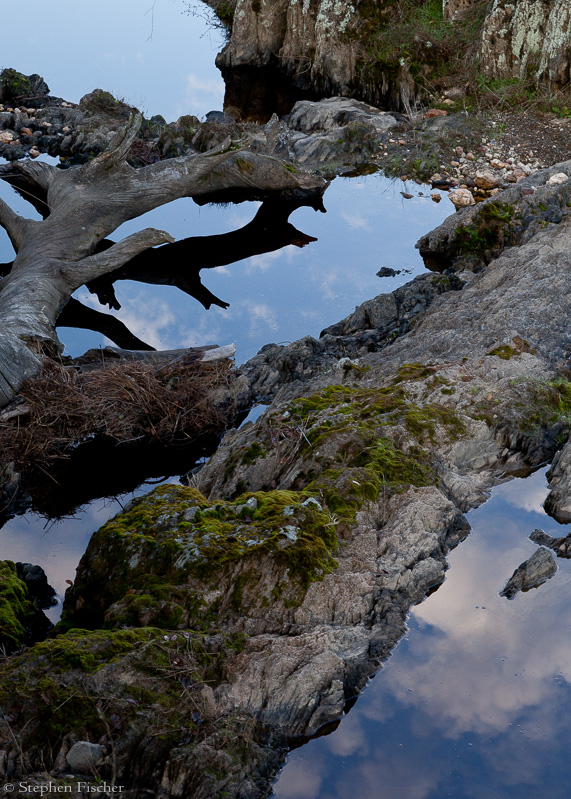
top-left (0, 356), bottom-right (239, 470)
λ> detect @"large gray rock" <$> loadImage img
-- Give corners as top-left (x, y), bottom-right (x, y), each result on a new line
top-left (65, 741), bottom-right (104, 772)
top-left (544, 440), bottom-right (571, 523)
top-left (500, 547), bottom-right (557, 599)
top-left (287, 97), bottom-right (398, 134)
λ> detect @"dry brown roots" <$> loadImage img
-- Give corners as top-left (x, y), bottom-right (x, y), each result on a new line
top-left (0, 356), bottom-right (239, 470)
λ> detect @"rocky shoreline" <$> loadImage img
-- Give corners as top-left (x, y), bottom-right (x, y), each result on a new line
top-left (1, 70), bottom-right (571, 797)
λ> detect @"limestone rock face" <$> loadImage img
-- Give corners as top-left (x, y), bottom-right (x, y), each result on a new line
top-left (212, 0), bottom-right (421, 112)
top-left (480, 0), bottom-right (571, 91)
top-left (217, 0), bottom-right (360, 94)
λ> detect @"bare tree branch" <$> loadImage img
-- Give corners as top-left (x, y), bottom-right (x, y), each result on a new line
top-left (74, 228), bottom-right (175, 285)
top-left (0, 196), bottom-right (29, 252)
top-left (85, 112), bottom-right (143, 175)
top-left (0, 160), bottom-right (58, 195)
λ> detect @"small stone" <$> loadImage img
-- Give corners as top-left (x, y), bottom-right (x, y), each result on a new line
top-left (475, 169), bottom-right (501, 190)
top-left (280, 525), bottom-right (299, 542)
top-left (430, 173), bottom-right (441, 182)
top-left (377, 266), bottom-right (399, 277)
top-left (441, 98), bottom-right (455, 106)
top-left (398, 139), bottom-right (407, 145)
top-left (244, 497), bottom-right (258, 512)
top-left (0, 131), bottom-right (14, 143)
top-left (301, 497), bottom-right (322, 511)
top-left (400, 192), bottom-right (414, 199)
top-left (547, 172), bottom-right (568, 185)
top-left (430, 192), bottom-right (441, 203)
top-left (500, 547), bottom-right (557, 599)
top-left (520, 187), bottom-right (536, 195)
top-left (19, 127), bottom-right (32, 137)
top-left (448, 188), bottom-right (475, 208)
top-left (424, 108), bottom-right (448, 118)
top-left (182, 506), bottom-right (200, 522)
top-left (454, 146), bottom-right (464, 156)
top-left (66, 741), bottom-right (104, 773)
top-left (444, 87), bottom-right (465, 101)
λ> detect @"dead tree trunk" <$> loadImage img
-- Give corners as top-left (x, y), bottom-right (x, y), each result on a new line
top-left (0, 114), bottom-right (322, 407)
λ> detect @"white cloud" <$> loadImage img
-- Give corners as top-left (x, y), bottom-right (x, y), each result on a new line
top-left (184, 73), bottom-right (225, 117)
top-left (245, 248), bottom-right (288, 274)
top-left (79, 288), bottom-right (177, 350)
top-left (341, 211), bottom-right (370, 230)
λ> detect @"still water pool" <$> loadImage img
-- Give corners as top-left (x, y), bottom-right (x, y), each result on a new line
top-left (273, 468), bottom-right (571, 799)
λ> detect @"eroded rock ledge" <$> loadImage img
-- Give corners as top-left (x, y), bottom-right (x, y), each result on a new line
top-left (1, 147), bottom-right (571, 796)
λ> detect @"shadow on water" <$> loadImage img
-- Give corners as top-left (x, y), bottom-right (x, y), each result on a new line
top-left (272, 467), bottom-right (571, 799)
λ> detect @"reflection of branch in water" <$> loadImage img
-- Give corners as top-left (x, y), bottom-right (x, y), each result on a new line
top-left (87, 195), bottom-right (324, 312)
top-left (0, 193), bottom-right (323, 351)
top-left (57, 297), bottom-right (155, 351)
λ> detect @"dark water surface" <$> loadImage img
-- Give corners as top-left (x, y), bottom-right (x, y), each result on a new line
top-left (272, 468), bottom-right (571, 799)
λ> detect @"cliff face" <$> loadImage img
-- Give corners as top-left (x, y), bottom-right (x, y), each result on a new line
top-left (479, 0), bottom-right (571, 92)
top-left (216, 0), bottom-right (359, 91)
top-left (212, 0), bottom-right (421, 115)
top-left (207, 0), bottom-right (571, 116)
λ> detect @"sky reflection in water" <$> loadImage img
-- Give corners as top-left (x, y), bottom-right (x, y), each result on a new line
top-left (272, 468), bottom-right (571, 799)
top-left (70, 178), bottom-right (450, 364)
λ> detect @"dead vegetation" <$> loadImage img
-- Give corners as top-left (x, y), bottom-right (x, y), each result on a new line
top-left (0, 356), bottom-right (241, 471)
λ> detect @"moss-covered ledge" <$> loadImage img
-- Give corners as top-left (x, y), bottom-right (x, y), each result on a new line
top-left (0, 626), bottom-right (279, 795)
top-left (0, 560), bottom-right (49, 652)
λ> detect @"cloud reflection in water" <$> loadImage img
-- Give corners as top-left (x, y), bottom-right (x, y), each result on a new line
top-left (273, 469), bottom-right (571, 799)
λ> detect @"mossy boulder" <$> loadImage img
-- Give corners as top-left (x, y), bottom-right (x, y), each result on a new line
top-left (0, 560), bottom-right (50, 652)
top-left (0, 626), bottom-right (278, 796)
top-left (0, 69), bottom-right (49, 103)
top-left (62, 484), bottom-right (340, 631)
top-left (79, 89), bottom-right (139, 121)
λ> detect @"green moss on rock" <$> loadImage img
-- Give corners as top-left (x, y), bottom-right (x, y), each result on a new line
top-left (0, 561), bottom-right (37, 652)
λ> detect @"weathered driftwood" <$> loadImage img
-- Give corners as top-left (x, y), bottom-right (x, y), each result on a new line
top-left (0, 113), bottom-right (322, 407)
top-left (73, 344), bottom-right (236, 369)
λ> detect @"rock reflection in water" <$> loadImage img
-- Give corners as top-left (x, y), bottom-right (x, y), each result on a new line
top-left (272, 468), bottom-right (571, 799)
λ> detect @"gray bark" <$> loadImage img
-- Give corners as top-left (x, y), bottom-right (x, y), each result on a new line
top-left (0, 114), bottom-right (322, 407)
